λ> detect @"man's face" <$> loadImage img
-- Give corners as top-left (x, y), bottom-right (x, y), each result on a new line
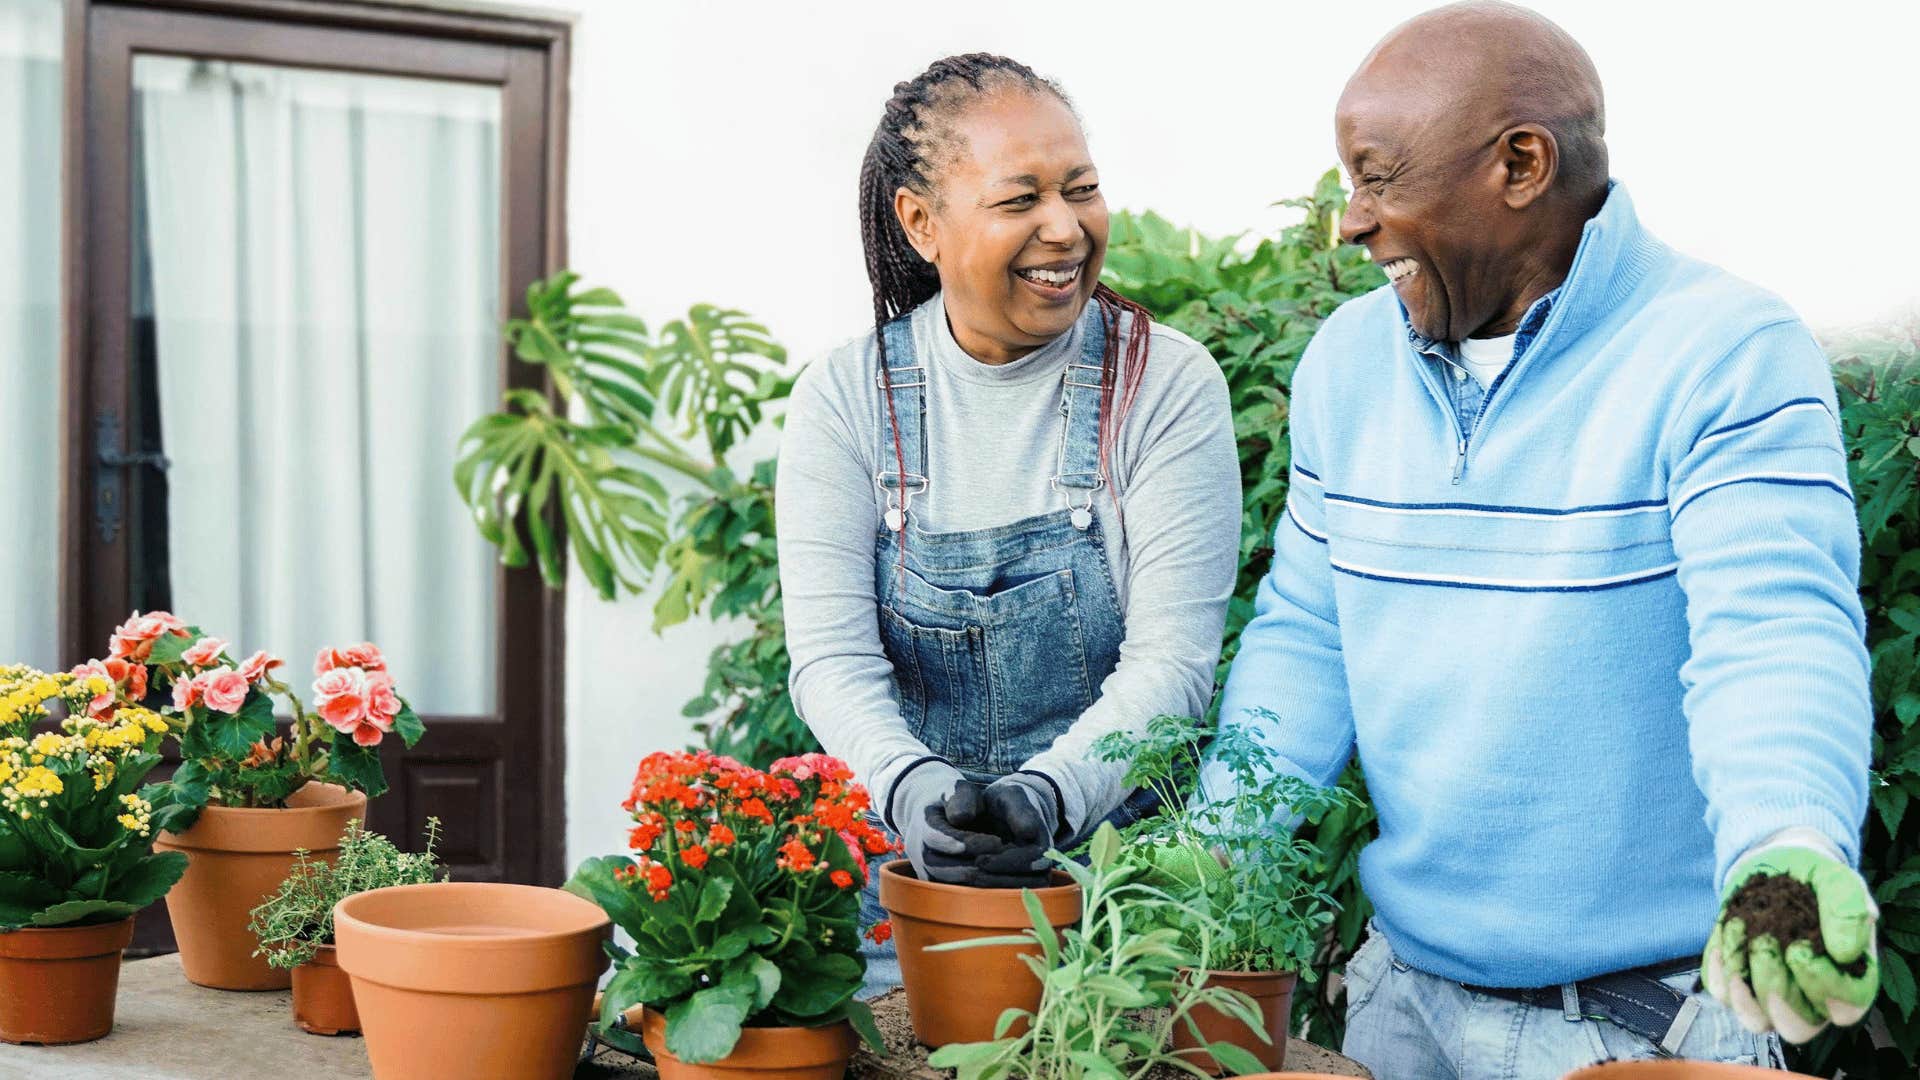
top-left (1335, 84), bottom-right (1517, 343)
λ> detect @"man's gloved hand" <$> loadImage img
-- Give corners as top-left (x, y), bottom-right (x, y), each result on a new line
top-left (1703, 839), bottom-right (1880, 1044)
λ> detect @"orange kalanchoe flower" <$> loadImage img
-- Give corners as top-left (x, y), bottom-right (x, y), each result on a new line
top-left (681, 844), bottom-right (709, 870)
top-left (830, 869), bottom-right (854, 889)
top-left (864, 920), bottom-right (893, 945)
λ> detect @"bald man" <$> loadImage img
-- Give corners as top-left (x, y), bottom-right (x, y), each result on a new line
top-left (1202, 3), bottom-right (1877, 1074)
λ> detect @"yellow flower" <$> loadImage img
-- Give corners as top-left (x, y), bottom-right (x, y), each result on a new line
top-left (15, 766), bottom-right (63, 798)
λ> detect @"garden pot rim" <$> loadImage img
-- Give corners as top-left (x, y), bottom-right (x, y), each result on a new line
top-left (0, 916), bottom-right (135, 960)
top-left (154, 781), bottom-right (366, 853)
top-left (1181, 965), bottom-right (1301, 982)
top-left (877, 859), bottom-right (1080, 926)
top-left (335, 881), bottom-right (610, 995)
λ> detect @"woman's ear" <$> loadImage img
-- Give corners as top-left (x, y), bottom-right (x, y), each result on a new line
top-left (895, 186), bottom-right (939, 265)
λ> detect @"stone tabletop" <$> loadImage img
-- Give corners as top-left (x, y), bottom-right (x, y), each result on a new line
top-left (0, 956), bottom-right (1369, 1080)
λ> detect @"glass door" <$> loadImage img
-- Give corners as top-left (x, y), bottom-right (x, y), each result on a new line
top-left (76, 2), bottom-right (567, 954)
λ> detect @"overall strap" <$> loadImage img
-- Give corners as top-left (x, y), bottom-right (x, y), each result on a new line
top-left (1054, 302), bottom-right (1108, 529)
top-left (874, 314), bottom-right (929, 531)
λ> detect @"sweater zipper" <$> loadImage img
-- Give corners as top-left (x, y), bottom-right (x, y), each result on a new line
top-left (1413, 346), bottom-right (1474, 485)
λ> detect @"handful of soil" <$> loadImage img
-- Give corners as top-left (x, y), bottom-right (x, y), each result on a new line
top-left (1724, 871), bottom-right (1867, 977)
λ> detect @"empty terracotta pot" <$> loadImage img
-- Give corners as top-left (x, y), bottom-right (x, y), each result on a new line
top-left (1563, 1064), bottom-right (1817, 1079)
top-left (291, 944), bottom-right (359, 1035)
top-left (877, 860), bottom-right (1081, 1047)
top-left (154, 780), bottom-right (366, 990)
top-left (1170, 968), bottom-right (1296, 1074)
top-left (0, 916), bottom-right (136, 1045)
top-left (642, 1007), bottom-right (857, 1080)
top-left (335, 881), bottom-right (610, 1080)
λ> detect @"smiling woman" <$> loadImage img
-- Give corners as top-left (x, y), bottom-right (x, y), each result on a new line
top-left (775, 53), bottom-right (1243, 999)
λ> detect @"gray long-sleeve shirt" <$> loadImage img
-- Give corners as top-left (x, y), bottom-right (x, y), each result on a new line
top-left (776, 293), bottom-right (1241, 833)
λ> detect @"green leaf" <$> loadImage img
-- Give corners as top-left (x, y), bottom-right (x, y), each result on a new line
top-left (393, 701), bottom-right (426, 748)
top-left (29, 899), bottom-right (139, 928)
top-left (1884, 946), bottom-right (1917, 1020)
top-left (147, 633), bottom-right (194, 665)
top-left (114, 852), bottom-right (189, 908)
top-left (773, 951), bottom-right (860, 1017)
top-left (694, 876), bottom-right (733, 925)
top-left (746, 954), bottom-right (781, 1012)
top-left (843, 999), bottom-right (886, 1054)
top-left (1205, 1040), bottom-right (1269, 1077)
top-left (599, 961), bottom-right (692, 1022)
top-left (325, 737), bottom-right (388, 798)
top-left (565, 855), bottom-right (649, 934)
top-left (663, 982), bottom-right (754, 1064)
top-left (0, 871), bottom-right (61, 927)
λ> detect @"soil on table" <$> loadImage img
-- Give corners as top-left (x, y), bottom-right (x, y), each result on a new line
top-left (1725, 871), bottom-right (1867, 977)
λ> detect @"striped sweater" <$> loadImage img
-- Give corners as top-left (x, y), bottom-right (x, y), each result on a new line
top-left (1207, 183), bottom-right (1872, 987)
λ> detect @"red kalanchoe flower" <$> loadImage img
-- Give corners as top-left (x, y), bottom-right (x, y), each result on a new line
top-left (681, 844), bottom-right (709, 870)
top-left (776, 837), bottom-right (816, 873)
top-left (830, 869), bottom-right (854, 889)
top-left (707, 822), bottom-right (735, 849)
top-left (865, 920), bottom-right (893, 945)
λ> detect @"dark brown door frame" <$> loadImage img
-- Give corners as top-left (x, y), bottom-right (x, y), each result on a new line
top-left (57, 0), bottom-right (572, 901)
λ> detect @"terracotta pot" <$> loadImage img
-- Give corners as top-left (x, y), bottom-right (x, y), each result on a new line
top-left (877, 860), bottom-right (1081, 1047)
top-left (154, 780), bottom-right (366, 990)
top-left (642, 1008), bottom-right (857, 1080)
top-left (0, 916), bottom-right (136, 1045)
top-left (335, 881), bottom-right (610, 1080)
top-left (1169, 968), bottom-right (1296, 1075)
top-left (1563, 1064), bottom-right (1817, 1079)
top-left (291, 944), bottom-right (359, 1035)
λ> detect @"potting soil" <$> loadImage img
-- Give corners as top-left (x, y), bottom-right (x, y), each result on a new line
top-left (1724, 871), bottom-right (1867, 977)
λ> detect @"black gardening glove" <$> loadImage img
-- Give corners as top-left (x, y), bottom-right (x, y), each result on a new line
top-left (951, 771), bottom-right (1065, 889)
top-left (889, 764), bottom-right (1009, 885)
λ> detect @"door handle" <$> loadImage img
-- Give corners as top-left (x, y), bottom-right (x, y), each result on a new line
top-left (94, 408), bottom-right (169, 544)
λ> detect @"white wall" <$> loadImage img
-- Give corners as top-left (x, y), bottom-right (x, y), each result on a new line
top-left (538, 0), bottom-right (1920, 870)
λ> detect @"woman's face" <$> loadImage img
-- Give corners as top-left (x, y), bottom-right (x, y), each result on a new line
top-left (895, 90), bottom-right (1107, 365)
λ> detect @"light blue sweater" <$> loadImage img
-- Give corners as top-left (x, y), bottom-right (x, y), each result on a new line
top-left (1209, 184), bottom-right (1872, 988)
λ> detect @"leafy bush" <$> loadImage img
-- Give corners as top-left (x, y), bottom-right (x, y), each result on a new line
top-left (1094, 712), bottom-right (1354, 978)
top-left (1805, 328), bottom-right (1920, 1078)
top-left (247, 817), bottom-right (445, 970)
top-left (927, 822), bottom-right (1271, 1080)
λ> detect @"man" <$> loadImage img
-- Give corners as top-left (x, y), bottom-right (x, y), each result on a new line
top-left (1204, 2), bottom-right (1880, 1074)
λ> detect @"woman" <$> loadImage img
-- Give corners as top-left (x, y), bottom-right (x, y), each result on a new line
top-left (776, 54), bottom-right (1240, 993)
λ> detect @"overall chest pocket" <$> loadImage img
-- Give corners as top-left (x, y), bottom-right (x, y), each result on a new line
top-left (879, 566), bottom-right (1096, 772)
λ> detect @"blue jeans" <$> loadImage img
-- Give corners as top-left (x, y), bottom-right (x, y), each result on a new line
top-left (1342, 923), bottom-right (1785, 1079)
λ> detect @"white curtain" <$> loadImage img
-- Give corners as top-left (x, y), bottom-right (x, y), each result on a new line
top-left (0, 0), bottom-right (62, 672)
top-left (134, 57), bottom-right (502, 714)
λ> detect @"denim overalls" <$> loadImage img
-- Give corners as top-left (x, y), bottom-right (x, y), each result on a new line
top-left (856, 303), bottom-right (1133, 997)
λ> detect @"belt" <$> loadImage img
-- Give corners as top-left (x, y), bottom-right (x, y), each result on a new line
top-left (1462, 956), bottom-right (1701, 1054)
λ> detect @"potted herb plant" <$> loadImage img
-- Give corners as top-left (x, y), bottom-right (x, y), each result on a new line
top-left (566, 750), bottom-right (896, 1080)
top-left (248, 817), bottom-right (445, 1035)
top-left (1095, 712), bottom-right (1354, 1075)
top-left (100, 611), bottom-right (427, 990)
top-left (926, 821), bottom-right (1274, 1080)
top-left (0, 664), bottom-right (187, 1044)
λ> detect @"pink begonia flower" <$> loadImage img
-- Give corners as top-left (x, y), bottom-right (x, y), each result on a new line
top-left (172, 674), bottom-right (204, 711)
top-left (365, 670), bottom-right (403, 724)
top-left (346, 711), bottom-right (393, 747)
top-left (314, 643), bottom-right (386, 676)
top-left (237, 650), bottom-right (285, 684)
top-left (313, 667), bottom-right (370, 731)
top-left (181, 637), bottom-right (228, 668)
top-left (199, 667), bottom-right (250, 714)
top-left (110, 610), bottom-right (189, 661)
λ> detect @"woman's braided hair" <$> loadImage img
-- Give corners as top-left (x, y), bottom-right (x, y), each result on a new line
top-left (858, 53), bottom-right (1152, 550)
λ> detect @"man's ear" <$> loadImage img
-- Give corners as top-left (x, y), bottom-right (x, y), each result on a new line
top-left (1499, 124), bottom-right (1559, 210)
top-left (895, 186), bottom-right (939, 265)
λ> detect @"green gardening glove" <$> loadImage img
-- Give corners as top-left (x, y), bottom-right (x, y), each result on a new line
top-left (1702, 843), bottom-right (1879, 1044)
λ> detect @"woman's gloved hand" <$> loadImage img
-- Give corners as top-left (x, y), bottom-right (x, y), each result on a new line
top-left (944, 771), bottom-right (1066, 889)
top-left (888, 763), bottom-right (1009, 886)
